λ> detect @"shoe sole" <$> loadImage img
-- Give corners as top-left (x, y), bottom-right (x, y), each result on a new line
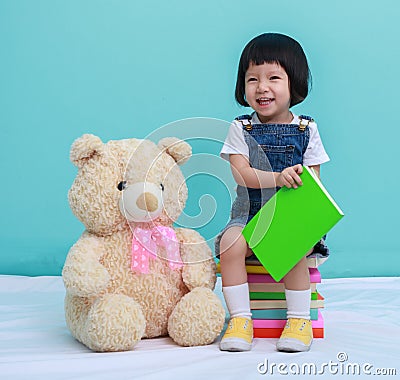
top-left (220, 338), bottom-right (252, 352)
top-left (276, 338), bottom-right (312, 352)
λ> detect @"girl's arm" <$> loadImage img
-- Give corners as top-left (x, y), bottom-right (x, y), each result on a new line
top-left (229, 154), bottom-right (303, 189)
top-left (308, 164), bottom-right (321, 178)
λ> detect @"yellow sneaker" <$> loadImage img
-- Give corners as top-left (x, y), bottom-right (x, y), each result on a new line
top-left (276, 318), bottom-right (313, 352)
top-left (219, 317), bottom-right (253, 352)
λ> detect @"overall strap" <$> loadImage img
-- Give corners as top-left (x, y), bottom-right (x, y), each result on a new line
top-left (298, 114), bottom-right (314, 132)
top-left (235, 114), bottom-right (253, 131)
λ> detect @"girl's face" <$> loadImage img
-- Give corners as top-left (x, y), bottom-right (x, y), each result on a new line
top-left (244, 62), bottom-right (291, 124)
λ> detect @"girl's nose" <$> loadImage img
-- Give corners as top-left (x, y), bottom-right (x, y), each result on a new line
top-left (257, 80), bottom-right (269, 92)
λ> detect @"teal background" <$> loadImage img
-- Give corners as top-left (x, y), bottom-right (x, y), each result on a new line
top-left (1, 0), bottom-right (399, 277)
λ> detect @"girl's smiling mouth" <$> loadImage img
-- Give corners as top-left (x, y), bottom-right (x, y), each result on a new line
top-left (256, 97), bottom-right (274, 106)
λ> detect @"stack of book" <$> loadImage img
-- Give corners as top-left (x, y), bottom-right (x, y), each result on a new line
top-left (217, 261), bottom-right (325, 339)
top-left (245, 260), bottom-right (324, 339)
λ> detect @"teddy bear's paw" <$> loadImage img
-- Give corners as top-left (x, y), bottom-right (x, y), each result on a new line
top-left (182, 261), bottom-right (217, 291)
top-left (62, 237), bottom-right (111, 298)
top-left (85, 294), bottom-right (146, 352)
top-left (62, 262), bottom-right (110, 298)
top-left (167, 287), bottom-right (225, 347)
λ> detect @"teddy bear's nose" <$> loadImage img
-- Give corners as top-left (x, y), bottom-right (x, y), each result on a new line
top-left (136, 192), bottom-right (159, 212)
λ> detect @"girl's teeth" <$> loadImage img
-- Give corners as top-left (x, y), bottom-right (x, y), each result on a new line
top-left (258, 98), bottom-right (272, 105)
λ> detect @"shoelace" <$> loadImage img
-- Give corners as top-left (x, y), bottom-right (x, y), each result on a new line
top-left (228, 319), bottom-right (249, 330)
top-left (285, 320), bottom-right (290, 329)
top-left (284, 320), bottom-right (307, 331)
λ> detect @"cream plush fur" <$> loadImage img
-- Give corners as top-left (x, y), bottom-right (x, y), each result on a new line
top-left (62, 134), bottom-right (225, 352)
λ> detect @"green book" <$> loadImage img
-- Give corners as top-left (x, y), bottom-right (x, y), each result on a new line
top-left (249, 291), bottom-right (318, 300)
top-left (242, 166), bottom-right (344, 282)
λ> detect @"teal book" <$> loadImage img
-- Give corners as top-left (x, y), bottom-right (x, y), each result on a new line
top-left (242, 166), bottom-right (344, 282)
top-left (251, 308), bottom-right (319, 320)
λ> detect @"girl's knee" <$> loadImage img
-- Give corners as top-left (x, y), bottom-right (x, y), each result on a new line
top-left (284, 257), bottom-right (309, 279)
top-left (219, 228), bottom-right (247, 258)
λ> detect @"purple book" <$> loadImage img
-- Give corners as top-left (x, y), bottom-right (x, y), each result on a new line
top-left (248, 267), bottom-right (321, 284)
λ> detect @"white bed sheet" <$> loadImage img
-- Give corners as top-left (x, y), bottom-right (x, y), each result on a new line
top-left (0, 275), bottom-right (399, 380)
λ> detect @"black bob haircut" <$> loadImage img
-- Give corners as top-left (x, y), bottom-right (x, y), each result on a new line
top-left (235, 33), bottom-right (312, 108)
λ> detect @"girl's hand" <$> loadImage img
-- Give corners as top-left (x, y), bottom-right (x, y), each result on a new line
top-left (276, 164), bottom-right (303, 189)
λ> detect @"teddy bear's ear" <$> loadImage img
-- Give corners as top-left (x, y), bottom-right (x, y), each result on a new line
top-left (70, 134), bottom-right (104, 168)
top-left (158, 137), bottom-right (192, 165)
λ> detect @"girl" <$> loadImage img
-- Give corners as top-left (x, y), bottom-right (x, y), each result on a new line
top-left (216, 33), bottom-right (330, 352)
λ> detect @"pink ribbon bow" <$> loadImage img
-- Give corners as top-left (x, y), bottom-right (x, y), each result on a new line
top-left (131, 225), bottom-right (183, 274)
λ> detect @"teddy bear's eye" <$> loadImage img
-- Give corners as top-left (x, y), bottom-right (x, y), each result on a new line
top-left (117, 181), bottom-right (127, 191)
top-left (160, 183), bottom-right (164, 191)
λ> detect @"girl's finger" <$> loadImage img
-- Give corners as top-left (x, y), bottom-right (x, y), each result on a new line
top-left (284, 177), bottom-right (295, 189)
top-left (294, 164), bottom-right (303, 174)
top-left (294, 173), bottom-right (302, 186)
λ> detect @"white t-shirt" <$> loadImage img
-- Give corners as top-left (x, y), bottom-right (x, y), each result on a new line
top-left (220, 112), bottom-right (330, 166)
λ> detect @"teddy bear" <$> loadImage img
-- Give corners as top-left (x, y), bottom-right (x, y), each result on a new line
top-left (62, 134), bottom-right (225, 352)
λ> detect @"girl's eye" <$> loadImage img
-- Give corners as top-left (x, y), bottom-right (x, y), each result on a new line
top-left (270, 76), bottom-right (280, 80)
top-left (160, 183), bottom-right (165, 191)
top-left (247, 77), bottom-right (257, 82)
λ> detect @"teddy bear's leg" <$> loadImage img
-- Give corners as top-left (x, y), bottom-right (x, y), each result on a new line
top-left (67, 293), bottom-right (146, 352)
top-left (167, 287), bottom-right (225, 346)
top-left (86, 293), bottom-right (146, 352)
top-left (65, 293), bottom-right (93, 345)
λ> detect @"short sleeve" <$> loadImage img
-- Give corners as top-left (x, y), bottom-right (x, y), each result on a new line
top-left (303, 121), bottom-right (330, 166)
top-left (220, 120), bottom-right (249, 161)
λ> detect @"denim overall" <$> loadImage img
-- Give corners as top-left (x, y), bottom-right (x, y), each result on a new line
top-left (215, 114), bottom-right (329, 260)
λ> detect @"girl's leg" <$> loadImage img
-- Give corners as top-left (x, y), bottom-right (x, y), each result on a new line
top-left (284, 256), bottom-right (311, 320)
top-left (219, 226), bottom-right (250, 287)
top-left (219, 227), bottom-right (253, 351)
top-left (283, 256), bottom-right (310, 291)
top-left (277, 255), bottom-right (313, 352)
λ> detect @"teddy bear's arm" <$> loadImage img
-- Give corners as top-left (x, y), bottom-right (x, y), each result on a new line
top-left (175, 228), bottom-right (217, 291)
top-left (62, 232), bottom-right (110, 297)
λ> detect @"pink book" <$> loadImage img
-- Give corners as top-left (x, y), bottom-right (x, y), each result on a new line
top-left (248, 267), bottom-right (321, 284)
top-left (253, 310), bottom-right (324, 328)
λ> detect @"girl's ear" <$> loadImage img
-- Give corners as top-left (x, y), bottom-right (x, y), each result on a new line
top-left (158, 137), bottom-right (192, 165)
top-left (70, 134), bottom-right (104, 168)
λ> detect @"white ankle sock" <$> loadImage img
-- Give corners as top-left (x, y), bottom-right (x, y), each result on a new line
top-left (222, 283), bottom-right (252, 319)
top-left (285, 288), bottom-right (311, 320)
